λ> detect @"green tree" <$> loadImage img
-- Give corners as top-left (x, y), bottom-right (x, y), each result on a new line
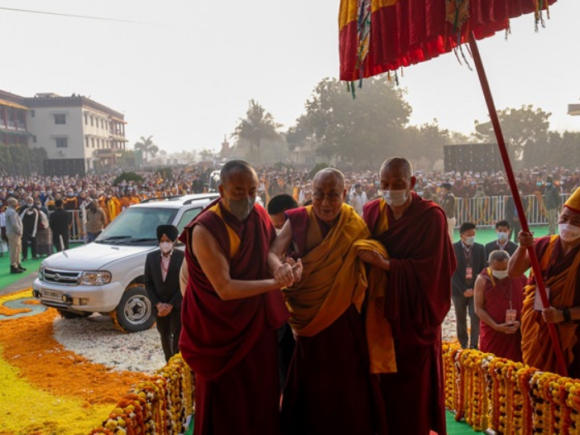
top-left (524, 130), bottom-right (580, 168)
top-left (288, 77), bottom-right (412, 167)
top-left (474, 105), bottom-right (551, 161)
top-left (133, 135), bottom-right (159, 163)
top-left (232, 100), bottom-right (281, 163)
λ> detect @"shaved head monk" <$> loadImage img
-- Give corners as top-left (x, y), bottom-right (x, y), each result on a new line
top-left (510, 187), bottom-right (580, 376)
top-left (178, 160), bottom-right (290, 435)
top-left (361, 157), bottom-right (457, 435)
top-left (269, 167), bottom-right (394, 435)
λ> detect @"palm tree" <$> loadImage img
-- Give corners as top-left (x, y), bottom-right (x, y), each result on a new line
top-left (134, 135), bottom-right (159, 163)
top-left (232, 100), bottom-right (281, 163)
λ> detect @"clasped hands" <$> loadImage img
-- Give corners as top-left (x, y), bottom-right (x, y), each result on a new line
top-left (274, 258), bottom-right (303, 288)
top-left (156, 302), bottom-right (173, 317)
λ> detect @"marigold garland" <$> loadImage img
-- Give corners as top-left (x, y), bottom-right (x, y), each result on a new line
top-left (90, 353), bottom-right (195, 435)
top-left (442, 341), bottom-right (580, 435)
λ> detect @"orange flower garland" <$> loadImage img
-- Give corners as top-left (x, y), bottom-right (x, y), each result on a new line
top-left (90, 353), bottom-right (195, 435)
top-left (443, 342), bottom-right (580, 435)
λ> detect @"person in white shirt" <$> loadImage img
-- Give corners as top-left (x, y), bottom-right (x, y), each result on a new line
top-left (349, 183), bottom-right (368, 216)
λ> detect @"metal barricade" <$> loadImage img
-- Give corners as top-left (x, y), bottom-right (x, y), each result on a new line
top-left (454, 193), bottom-right (570, 228)
top-left (67, 209), bottom-right (85, 243)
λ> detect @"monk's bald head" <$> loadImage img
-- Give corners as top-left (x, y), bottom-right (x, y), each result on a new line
top-left (379, 157), bottom-right (416, 208)
top-left (220, 160), bottom-right (257, 185)
top-left (380, 157), bottom-right (413, 180)
top-left (313, 168), bottom-right (345, 191)
top-left (312, 168), bottom-right (346, 223)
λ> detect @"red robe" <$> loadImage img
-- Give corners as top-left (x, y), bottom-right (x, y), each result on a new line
top-left (179, 199), bottom-right (288, 435)
top-left (280, 207), bottom-right (386, 435)
top-left (363, 193), bottom-right (456, 435)
top-left (478, 268), bottom-right (526, 362)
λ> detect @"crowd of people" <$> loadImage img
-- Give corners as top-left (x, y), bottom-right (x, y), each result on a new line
top-left (1, 157), bottom-right (580, 435)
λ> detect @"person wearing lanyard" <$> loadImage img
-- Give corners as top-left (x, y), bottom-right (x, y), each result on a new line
top-left (484, 220), bottom-right (519, 260)
top-left (474, 250), bottom-right (527, 362)
top-left (144, 224), bottom-right (184, 362)
top-left (452, 222), bottom-right (486, 349)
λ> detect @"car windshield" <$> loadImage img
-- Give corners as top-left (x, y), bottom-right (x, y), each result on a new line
top-left (95, 207), bottom-right (178, 246)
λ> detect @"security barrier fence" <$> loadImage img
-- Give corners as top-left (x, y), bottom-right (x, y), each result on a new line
top-left (455, 193), bottom-right (570, 228)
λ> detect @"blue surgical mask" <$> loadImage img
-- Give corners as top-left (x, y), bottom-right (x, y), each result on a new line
top-left (546, 183), bottom-right (552, 187)
top-left (497, 232), bottom-right (509, 241)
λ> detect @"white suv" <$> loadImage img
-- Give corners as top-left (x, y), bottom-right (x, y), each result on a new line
top-left (32, 194), bottom-right (218, 332)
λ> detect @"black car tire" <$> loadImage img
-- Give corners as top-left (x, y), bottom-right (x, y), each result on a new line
top-left (111, 284), bottom-right (155, 333)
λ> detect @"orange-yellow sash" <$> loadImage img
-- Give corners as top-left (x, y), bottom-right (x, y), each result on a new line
top-left (521, 236), bottom-right (580, 372)
top-left (283, 204), bottom-right (396, 373)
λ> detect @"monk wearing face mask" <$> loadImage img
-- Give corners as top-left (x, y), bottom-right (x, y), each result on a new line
top-left (510, 187), bottom-right (580, 376)
top-left (179, 160), bottom-right (289, 435)
top-left (474, 250), bottom-right (527, 362)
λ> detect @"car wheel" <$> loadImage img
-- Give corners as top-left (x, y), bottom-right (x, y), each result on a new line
top-left (111, 284), bottom-right (155, 333)
top-left (57, 310), bottom-right (90, 319)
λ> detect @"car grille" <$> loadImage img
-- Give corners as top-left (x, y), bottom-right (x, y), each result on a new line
top-left (43, 268), bottom-right (81, 286)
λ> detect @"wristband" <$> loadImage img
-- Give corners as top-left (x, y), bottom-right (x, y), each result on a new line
top-left (563, 307), bottom-right (572, 323)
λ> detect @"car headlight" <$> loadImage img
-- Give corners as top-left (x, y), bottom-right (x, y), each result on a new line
top-left (80, 271), bottom-right (112, 286)
top-left (38, 266), bottom-right (45, 281)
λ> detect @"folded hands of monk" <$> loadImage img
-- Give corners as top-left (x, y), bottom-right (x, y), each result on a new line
top-left (274, 258), bottom-right (303, 288)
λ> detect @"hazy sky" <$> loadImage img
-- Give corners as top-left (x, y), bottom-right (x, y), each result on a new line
top-left (2, 0), bottom-right (579, 154)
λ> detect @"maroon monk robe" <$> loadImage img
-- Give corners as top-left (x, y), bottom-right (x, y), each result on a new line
top-left (179, 199), bottom-right (288, 435)
top-left (478, 269), bottom-right (526, 362)
top-left (280, 207), bottom-right (387, 435)
top-left (529, 236), bottom-right (580, 377)
top-left (364, 193), bottom-right (457, 435)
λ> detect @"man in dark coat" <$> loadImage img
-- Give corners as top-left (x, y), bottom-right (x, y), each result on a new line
top-left (484, 220), bottom-right (519, 259)
top-left (144, 224), bottom-right (184, 362)
top-left (452, 222), bottom-right (487, 349)
top-left (49, 199), bottom-right (72, 252)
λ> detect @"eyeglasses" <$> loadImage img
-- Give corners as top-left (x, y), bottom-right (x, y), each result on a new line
top-left (312, 191), bottom-right (342, 203)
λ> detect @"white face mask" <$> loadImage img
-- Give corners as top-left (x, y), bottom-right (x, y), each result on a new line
top-left (159, 242), bottom-right (173, 253)
top-left (492, 270), bottom-right (509, 280)
top-left (559, 223), bottom-right (580, 242)
top-left (383, 189), bottom-right (408, 207)
top-left (464, 236), bottom-right (476, 246)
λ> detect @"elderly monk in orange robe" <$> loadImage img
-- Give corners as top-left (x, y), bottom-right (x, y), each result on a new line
top-left (510, 187), bottom-right (580, 376)
top-left (269, 168), bottom-right (395, 435)
top-left (179, 160), bottom-right (290, 435)
top-left (361, 157), bottom-right (456, 435)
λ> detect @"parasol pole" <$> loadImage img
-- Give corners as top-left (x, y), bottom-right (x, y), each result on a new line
top-left (468, 31), bottom-right (568, 376)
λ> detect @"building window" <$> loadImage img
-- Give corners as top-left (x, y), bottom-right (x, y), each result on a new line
top-left (30, 110), bottom-right (35, 118)
top-left (56, 137), bottom-right (68, 148)
top-left (33, 135), bottom-right (37, 143)
top-left (90, 116), bottom-right (94, 127)
top-left (91, 137), bottom-right (95, 148)
top-left (85, 137), bottom-right (89, 148)
top-left (84, 113), bottom-right (88, 125)
top-left (54, 114), bottom-right (66, 125)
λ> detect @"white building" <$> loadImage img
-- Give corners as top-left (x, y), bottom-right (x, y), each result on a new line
top-left (26, 93), bottom-right (127, 174)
